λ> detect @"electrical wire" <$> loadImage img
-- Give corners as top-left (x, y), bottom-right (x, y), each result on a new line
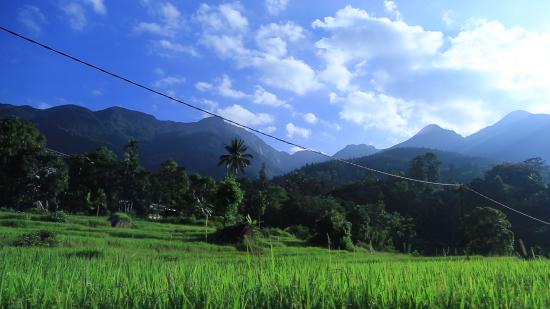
top-left (2, 25), bottom-right (549, 226)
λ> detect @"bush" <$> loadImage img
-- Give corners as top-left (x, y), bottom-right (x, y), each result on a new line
top-left (44, 211), bottom-right (69, 223)
top-left (13, 230), bottom-right (58, 247)
top-left (285, 225), bottom-right (312, 240)
top-left (211, 222), bottom-right (264, 252)
top-left (108, 212), bottom-right (133, 228)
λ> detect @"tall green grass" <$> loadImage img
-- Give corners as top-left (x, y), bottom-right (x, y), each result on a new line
top-left (0, 211), bottom-right (549, 308)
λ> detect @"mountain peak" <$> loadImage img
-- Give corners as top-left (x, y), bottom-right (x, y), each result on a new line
top-left (393, 124), bottom-right (464, 152)
top-left (417, 124), bottom-right (443, 135)
top-left (334, 144), bottom-right (379, 159)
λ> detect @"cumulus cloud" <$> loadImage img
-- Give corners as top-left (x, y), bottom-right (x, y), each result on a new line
top-left (217, 104), bottom-right (274, 126)
top-left (253, 86), bottom-right (289, 108)
top-left (196, 74), bottom-right (248, 99)
top-left (303, 113), bottom-right (318, 124)
top-left (383, 0), bottom-right (401, 20)
top-left (330, 91), bottom-right (412, 135)
top-left (18, 5), bottom-right (46, 35)
top-left (286, 123), bottom-right (310, 138)
top-left (61, 2), bottom-right (87, 31)
top-left (256, 22), bottom-right (304, 57)
top-left (135, 2), bottom-right (184, 37)
top-left (153, 76), bottom-right (186, 88)
top-left (250, 55), bottom-right (320, 95)
top-left (265, 0), bottom-right (289, 16)
top-left (155, 40), bottom-right (198, 57)
top-left (85, 0), bottom-right (107, 15)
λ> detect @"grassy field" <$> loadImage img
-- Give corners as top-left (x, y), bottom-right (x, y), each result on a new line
top-left (0, 211), bottom-right (549, 308)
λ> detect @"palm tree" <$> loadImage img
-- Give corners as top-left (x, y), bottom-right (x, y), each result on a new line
top-left (218, 137), bottom-right (253, 177)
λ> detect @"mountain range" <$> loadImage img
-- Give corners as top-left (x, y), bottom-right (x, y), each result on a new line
top-left (393, 110), bottom-right (550, 163)
top-left (1, 103), bottom-right (549, 179)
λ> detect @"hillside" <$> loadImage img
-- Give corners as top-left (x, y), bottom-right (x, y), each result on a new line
top-left (280, 147), bottom-right (494, 188)
top-left (0, 103), bottom-right (325, 178)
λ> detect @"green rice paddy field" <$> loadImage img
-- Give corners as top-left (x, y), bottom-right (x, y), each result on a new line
top-left (0, 211), bottom-right (549, 308)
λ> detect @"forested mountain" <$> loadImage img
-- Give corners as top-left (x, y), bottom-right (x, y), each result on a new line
top-left (0, 103), bottom-right (324, 178)
top-left (393, 110), bottom-right (550, 162)
top-left (333, 144), bottom-right (379, 159)
top-left (278, 147), bottom-right (494, 189)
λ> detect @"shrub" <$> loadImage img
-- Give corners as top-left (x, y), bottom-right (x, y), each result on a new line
top-left (108, 212), bottom-right (133, 228)
top-left (13, 230), bottom-right (58, 247)
top-left (211, 222), bottom-right (264, 252)
top-left (285, 225), bottom-right (312, 240)
top-left (44, 211), bottom-right (69, 223)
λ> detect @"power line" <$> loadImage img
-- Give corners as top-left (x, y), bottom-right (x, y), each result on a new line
top-left (2, 25), bottom-right (549, 226)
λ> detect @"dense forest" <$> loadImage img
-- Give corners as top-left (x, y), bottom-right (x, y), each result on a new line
top-left (1, 117), bottom-right (549, 257)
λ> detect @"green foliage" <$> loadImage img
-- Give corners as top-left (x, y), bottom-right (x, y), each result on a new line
top-left (0, 118), bottom-right (46, 209)
top-left (285, 225), bottom-right (312, 240)
top-left (214, 177), bottom-right (244, 225)
top-left (218, 137), bottom-right (253, 177)
top-left (150, 160), bottom-right (190, 214)
top-left (13, 230), bottom-right (58, 247)
top-left (43, 211), bottom-right (69, 223)
top-left (108, 212), bottom-right (133, 228)
top-left (465, 207), bottom-right (514, 256)
top-left (312, 209), bottom-right (354, 251)
top-left (409, 152), bottom-right (441, 183)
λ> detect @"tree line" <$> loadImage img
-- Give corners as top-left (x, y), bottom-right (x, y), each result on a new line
top-left (1, 117), bottom-right (549, 256)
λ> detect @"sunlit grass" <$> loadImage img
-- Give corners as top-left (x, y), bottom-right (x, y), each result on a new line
top-left (0, 211), bottom-right (549, 308)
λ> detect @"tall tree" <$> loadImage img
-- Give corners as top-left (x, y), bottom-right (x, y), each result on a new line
top-left (218, 138), bottom-right (253, 177)
top-left (464, 207), bottom-right (514, 256)
top-left (150, 160), bottom-right (189, 214)
top-left (214, 177), bottom-right (244, 225)
top-left (119, 139), bottom-right (150, 214)
top-left (0, 118), bottom-right (46, 209)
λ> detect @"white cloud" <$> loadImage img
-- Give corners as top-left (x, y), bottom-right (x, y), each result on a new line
top-left (330, 91), bottom-right (412, 135)
top-left (265, 0), bottom-right (289, 16)
top-left (155, 40), bottom-right (198, 57)
top-left (383, 0), bottom-right (401, 20)
top-left (153, 76), bottom-right (186, 88)
top-left (18, 5), bottom-right (46, 35)
top-left (253, 86), bottom-right (289, 108)
top-left (251, 55), bottom-right (320, 95)
top-left (313, 6), bottom-right (443, 64)
top-left (62, 2), bottom-right (87, 31)
top-left (85, 0), bottom-right (107, 15)
top-left (263, 126), bottom-right (277, 133)
top-left (303, 113), bottom-right (318, 124)
top-left (196, 74), bottom-right (248, 99)
top-left (92, 89), bottom-right (103, 96)
top-left (37, 102), bottom-right (52, 110)
top-left (256, 22), bottom-right (304, 57)
top-left (195, 3), bottom-right (248, 33)
top-left (218, 74), bottom-right (248, 98)
top-left (289, 146), bottom-right (304, 154)
top-left (135, 2), bottom-right (184, 37)
top-left (286, 122), bottom-right (310, 138)
top-left (217, 104), bottom-right (274, 126)
top-left (195, 81), bottom-right (213, 92)
top-left (442, 10), bottom-right (455, 27)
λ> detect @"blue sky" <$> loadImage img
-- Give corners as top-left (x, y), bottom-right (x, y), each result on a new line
top-left (2, 0), bottom-right (550, 154)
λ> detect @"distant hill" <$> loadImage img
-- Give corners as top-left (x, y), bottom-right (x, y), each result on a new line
top-left (281, 147), bottom-right (494, 189)
top-left (333, 144), bottom-right (379, 159)
top-left (0, 103), bottom-right (333, 178)
top-left (393, 111), bottom-right (550, 163)
top-left (392, 124), bottom-right (465, 152)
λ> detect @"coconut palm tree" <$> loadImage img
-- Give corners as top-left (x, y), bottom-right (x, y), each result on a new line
top-left (218, 137), bottom-right (253, 177)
